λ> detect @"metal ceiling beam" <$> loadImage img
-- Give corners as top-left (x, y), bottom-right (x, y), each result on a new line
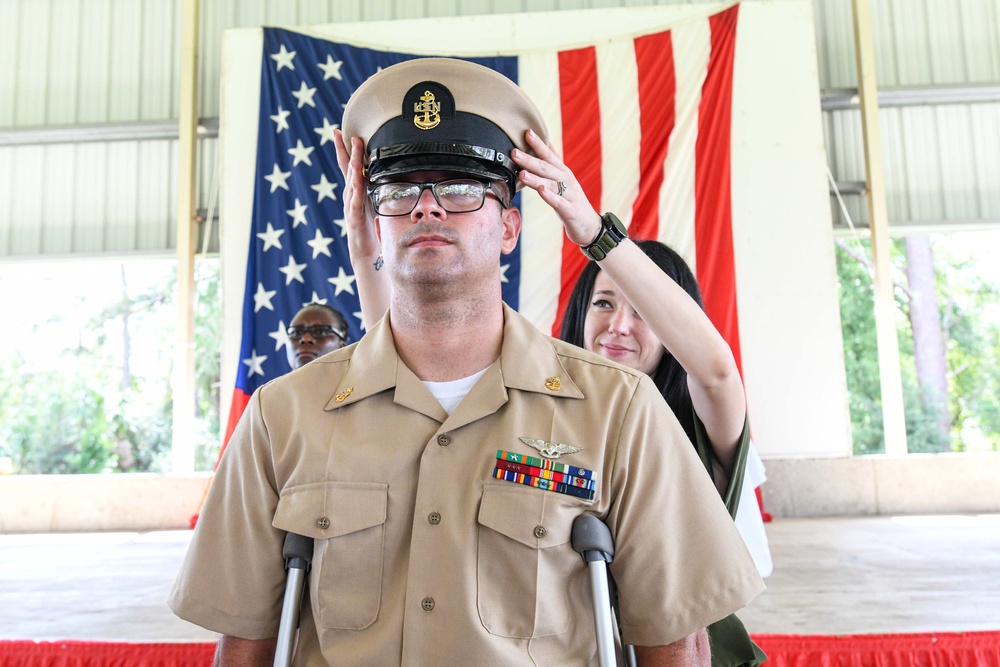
top-left (3, 83), bottom-right (996, 146)
top-left (830, 181), bottom-right (867, 196)
top-left (0, 118), bottom-right (219, 146)
top-left (822, 83), bottom-right (1000, 111)
top-left (831, 218), bottom-right (1000, 235)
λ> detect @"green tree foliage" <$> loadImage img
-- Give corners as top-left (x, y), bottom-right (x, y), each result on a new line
top-left (193, 259), bottom-right (223, 471)
top-left (836, 235), bottom-right (1000, 454)
top-left (936, 240), bottom-right (1000, 452)
top-left (1, 362), bottom-right (117, 474)
top-left (835, 241), bottom-right (884, 454)
top-left (0, 259), bottom-right (222, 474)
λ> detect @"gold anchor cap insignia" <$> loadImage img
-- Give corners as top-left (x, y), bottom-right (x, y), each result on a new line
top-left (519, 436), bottom-right (582, 460)
top-left (335, 387), bottom-right (354, 402)
top-left (413, 90), bottom-right (441, 130)
top-left (545, 376), bottom-right (562, 391)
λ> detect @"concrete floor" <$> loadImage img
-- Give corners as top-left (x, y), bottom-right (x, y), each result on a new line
top-left (738, 514), bottom-right (1000, 635)
top-left (2, 514), bottom-right (999, 641)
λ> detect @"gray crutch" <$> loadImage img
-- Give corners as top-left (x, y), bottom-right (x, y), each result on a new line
top-left (273, 532), bottom-right (314, 667)
top-left (572, 515), bottom-right (638, 667)
top-left (572, 514), bottom-right (618, 667)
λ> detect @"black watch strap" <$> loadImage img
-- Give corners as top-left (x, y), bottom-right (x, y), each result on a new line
top-left (580, 213), bottom-right (628, 261)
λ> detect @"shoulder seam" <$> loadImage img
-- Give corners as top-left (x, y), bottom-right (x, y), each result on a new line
top-left (554, 346), bottom-right (646, 381)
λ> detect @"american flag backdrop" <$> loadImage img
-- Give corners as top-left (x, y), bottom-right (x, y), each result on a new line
top-left (222, 5), bottom-right (743, 449)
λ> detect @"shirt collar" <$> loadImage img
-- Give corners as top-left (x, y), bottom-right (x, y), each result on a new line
top-left (497, 303), bottom-right (584, 399)
top-left (324, 312), bottom-right (398, 411)
top-left (324, 303), bottom-right (584, 413)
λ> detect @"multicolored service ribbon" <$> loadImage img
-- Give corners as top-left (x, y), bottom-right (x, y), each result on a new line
top-left (492, 450), bottom-right (596, 500)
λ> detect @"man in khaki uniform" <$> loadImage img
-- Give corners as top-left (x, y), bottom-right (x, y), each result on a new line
top-left (169, 57), bottom-right (763, 666)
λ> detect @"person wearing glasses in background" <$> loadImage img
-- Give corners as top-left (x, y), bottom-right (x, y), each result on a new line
top-left (285, 303), bottom-right (350, 370)
top-left (169, 58), bottom-right (762, 666)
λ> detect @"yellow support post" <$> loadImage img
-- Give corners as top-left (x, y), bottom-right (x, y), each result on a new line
top-left (851, 0), bottom-right (908, 455)
top-left (172, 0), bottom-right (200, 473)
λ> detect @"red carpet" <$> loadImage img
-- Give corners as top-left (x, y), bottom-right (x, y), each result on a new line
top-left (1, 633), bottom-right (999, 666)
top-left (0, 641), bottom-right (214, 666)
top-left (754, 633), bottom-right (1000, 666)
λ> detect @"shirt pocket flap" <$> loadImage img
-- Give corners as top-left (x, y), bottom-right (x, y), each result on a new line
top-left (478, 483), bottom-right (571, 549)
top-left (273, 481), bottom-right (388, 540)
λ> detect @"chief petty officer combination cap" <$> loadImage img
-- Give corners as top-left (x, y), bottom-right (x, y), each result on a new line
top-left (341, 57), bottom-right (549, 192)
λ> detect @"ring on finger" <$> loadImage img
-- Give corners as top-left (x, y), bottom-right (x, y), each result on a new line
top-left (556, 180), bottom-right (567, 197)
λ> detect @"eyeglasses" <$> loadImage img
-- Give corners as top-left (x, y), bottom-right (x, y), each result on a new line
top-left (367, 178), bottom-right (509, 216)
top-left (286, 324), bottom-right (347, 342)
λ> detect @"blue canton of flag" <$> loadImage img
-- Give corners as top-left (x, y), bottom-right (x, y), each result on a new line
top-left (232, 28), bottom-right (521, 405)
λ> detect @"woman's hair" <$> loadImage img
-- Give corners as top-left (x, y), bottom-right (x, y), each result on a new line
top-left (559, 239), bottom-right (704, 443)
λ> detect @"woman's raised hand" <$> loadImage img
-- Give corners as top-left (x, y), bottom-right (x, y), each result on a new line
top-left (512, 129), bottom-right (602, 247)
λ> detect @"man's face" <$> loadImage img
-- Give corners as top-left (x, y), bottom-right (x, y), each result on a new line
top-left (374, 171), bottom-right (521, 291)
top-left (285, 306), bottom-right (347, 369)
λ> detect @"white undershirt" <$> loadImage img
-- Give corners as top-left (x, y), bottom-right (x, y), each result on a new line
top-left (422, 368), bottom-right (489, 415)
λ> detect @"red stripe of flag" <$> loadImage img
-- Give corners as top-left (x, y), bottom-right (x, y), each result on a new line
top-left (192, 386), bottom-right (251, 528)
top-left (552, 47), bottom-right (602, 336)
top-left (631, 30), bottom-right (675, 242)
top-left (218, 388), bottom-right (251, 468)
top-left (695, 5), bottom-right (743, 375)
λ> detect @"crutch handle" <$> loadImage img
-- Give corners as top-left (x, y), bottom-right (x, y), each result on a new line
top-left (572, 513), bottom-right (615, 562)
top-left (283, 531), bottom-right (314, 570)
top-left (273, 532), bottom-right (314, 667)
top-left (572, 515), bottom-right (617, 667)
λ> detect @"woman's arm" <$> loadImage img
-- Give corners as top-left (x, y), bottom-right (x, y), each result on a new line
top-left (334, 129), bottom-right (391, 329)
top-left (512, 131), bottom-right (745, 493)
top-left (593, 239), bottom-right (746, 490)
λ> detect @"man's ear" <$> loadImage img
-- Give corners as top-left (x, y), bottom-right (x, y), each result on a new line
top-left (500, 205), bottom-right (521, 255)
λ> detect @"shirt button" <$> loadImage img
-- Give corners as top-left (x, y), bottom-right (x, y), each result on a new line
top-left (316, 517), bottom-right (330, 530)
top-left (533, 525), bottom-right (547, 539)
top-left (421, 597), bottom-right (435, 612)
top-left (437, 434), bottom-right (451, 447)
top-left (428, 512), bottom-right (442, 526)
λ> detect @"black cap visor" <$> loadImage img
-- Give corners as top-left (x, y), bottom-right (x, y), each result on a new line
top-left (369, 143), bottom-right (517, 186)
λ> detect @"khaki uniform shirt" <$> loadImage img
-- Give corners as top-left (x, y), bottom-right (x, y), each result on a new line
top-left (169, 305), bottom-right (763, 666)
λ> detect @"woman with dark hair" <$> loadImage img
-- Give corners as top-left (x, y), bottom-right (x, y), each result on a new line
top-left (558, 239), bottom-right (750, 497)
top-left (513, 132), bottom-right (766, 667)
top-left (561, 242), bottom-right (714, 454)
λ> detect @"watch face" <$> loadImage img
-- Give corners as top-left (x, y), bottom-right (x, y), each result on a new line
top-left (582, 213), bottom-right (627, 261)
top-left (604, 213), bottom-right (627, 240)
